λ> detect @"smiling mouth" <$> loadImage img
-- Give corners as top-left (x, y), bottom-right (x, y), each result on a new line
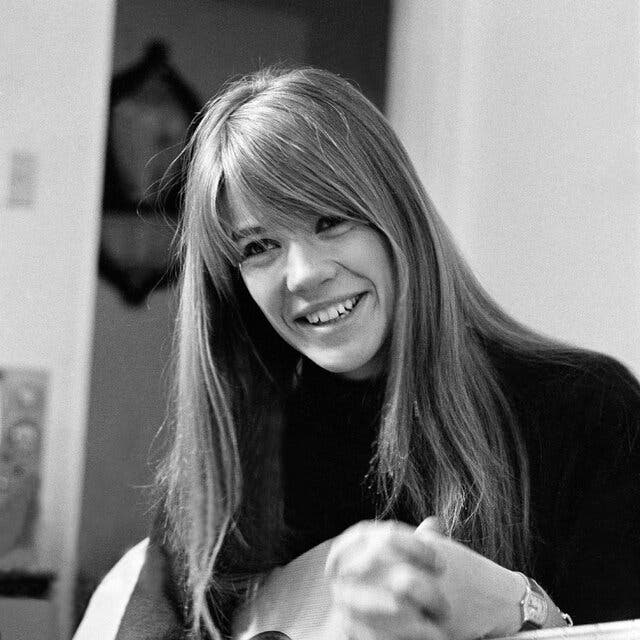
top-left (296, 293), bottom-right (365, 326)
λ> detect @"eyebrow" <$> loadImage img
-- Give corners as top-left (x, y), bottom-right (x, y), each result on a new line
top-left (231, 225), bottom-right (266, 242)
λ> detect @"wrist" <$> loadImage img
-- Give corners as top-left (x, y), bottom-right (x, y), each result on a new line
top-left (488, 569), bottom-right (526, 638)
top-left (513, 572), bottom-right (573, 633)
top-left (533, 581), bottom-right (573, 630)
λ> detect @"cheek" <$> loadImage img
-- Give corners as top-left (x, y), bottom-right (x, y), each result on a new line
top-left (242, 274), bottom-right (281, 322)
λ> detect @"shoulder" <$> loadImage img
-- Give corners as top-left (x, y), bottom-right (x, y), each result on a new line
top-left (489, 341), bottom-right (639, 408)
top-left (551, 352), bottom-right (640, 458)
top-left (538, 350), bottom-right (639, 417)
top-left (488, 344), bottom-right (640, 454)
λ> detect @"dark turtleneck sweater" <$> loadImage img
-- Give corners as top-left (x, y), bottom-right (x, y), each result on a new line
top-left (282, 360), bottom-right (387, 559)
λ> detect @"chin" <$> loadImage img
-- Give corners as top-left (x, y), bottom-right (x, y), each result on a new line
top-left (306, 350), bottom-right (381, 380)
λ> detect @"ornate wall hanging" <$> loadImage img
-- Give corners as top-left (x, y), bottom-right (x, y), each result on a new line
top-left (100, 41), bottom-right (200, 305)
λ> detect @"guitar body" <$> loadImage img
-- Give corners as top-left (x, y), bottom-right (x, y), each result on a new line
top-left (231, 538), bottom-right (640, 640)
top-left (232, 539), bottom-right (340, 640)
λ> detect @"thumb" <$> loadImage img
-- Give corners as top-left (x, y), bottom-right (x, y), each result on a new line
top-left (416, 515), bottom-right (444, 536)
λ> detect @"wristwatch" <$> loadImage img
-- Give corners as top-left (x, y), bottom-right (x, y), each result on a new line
top-left (517, 573), bottom-right (548, 631)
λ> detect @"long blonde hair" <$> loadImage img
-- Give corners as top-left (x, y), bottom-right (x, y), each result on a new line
top-left (158, 67), bottom-right (573, 638)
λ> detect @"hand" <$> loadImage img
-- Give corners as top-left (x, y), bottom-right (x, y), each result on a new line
top-left (325, 520), bottom-right (450, 640)
top-left (325, 518), bottom-right (526, 640)
top-left (414, 517), bottom-right (524, 640)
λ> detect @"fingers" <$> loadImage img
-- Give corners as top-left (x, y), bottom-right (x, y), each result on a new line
top-left (326, 521), bottom-right (450, 640)
top-left (326, 520), bottom-right (444, 581)
top-left (332, 562), bottom-right (449, 619)
top-left (332, 582), bottom-right (449, 640)
top-left (415, 515), bottom-right (444, 536)
top-left (386, 563), bottom-right (450, 620)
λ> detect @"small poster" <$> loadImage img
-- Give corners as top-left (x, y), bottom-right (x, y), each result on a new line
top-left (0, 368), bottom-right (48, 569)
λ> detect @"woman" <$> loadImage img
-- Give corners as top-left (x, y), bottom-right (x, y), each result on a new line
top-left (78, 67), bottom-right (640, 640)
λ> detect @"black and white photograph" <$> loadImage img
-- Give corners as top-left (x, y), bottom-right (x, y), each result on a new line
top-left (2, 2), bottom-right (639, 639)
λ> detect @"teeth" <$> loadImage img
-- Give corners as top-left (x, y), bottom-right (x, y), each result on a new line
top-left (304, 295), bottom-right (360, 325)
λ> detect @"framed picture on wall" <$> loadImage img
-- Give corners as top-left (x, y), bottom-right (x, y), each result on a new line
top-left (0, 368), bottom-right (49, 574)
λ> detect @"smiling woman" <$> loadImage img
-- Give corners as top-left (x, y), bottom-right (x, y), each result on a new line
top-left (75, 67), bottom-right (640, 640)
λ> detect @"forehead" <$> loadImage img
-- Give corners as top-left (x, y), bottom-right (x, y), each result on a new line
top-left (223, 180), bottom-right (313, 239)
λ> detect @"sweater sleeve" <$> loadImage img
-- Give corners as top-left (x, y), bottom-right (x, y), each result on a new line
top-left (530, 356), bottom-right (640, 624)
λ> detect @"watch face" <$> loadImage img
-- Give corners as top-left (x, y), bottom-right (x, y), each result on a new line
top-left (524, 591), bottom-right (548, 625)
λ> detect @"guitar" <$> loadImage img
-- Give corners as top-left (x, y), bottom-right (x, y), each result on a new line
top-left (231, 539), bottom-right (640, 640)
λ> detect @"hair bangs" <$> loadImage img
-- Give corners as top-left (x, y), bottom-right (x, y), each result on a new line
top-left (219, 108), bottom-right (375, 233)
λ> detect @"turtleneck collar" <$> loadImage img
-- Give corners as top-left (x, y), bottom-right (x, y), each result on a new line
top-left (292, 357), bottom-right (387, 407)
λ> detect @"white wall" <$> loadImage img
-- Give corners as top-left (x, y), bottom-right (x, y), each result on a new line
top-left (387, 1), bottom-right (640, 375)
top-left (0, 1), bottom-right (116, 637)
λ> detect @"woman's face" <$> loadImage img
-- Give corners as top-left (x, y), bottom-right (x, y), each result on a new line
top-left (229, 197), bottom-right (396, 380)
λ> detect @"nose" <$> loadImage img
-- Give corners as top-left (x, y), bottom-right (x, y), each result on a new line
top-left (285, 240), bottom-right (336, 294)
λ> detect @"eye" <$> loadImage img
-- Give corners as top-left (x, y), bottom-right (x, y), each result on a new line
top-left (241, 238), bottom-right (279, 259)
top-left (316, 216), bottom-right (351, 234)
